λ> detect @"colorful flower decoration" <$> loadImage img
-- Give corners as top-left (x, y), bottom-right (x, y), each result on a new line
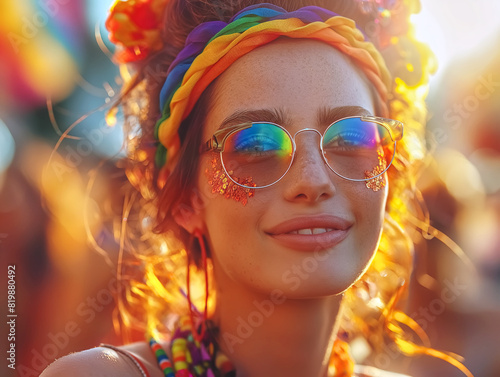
top-left (354, 0), bottom-right (416, 48)
top-left (106, 0), bottom-right (169, 63)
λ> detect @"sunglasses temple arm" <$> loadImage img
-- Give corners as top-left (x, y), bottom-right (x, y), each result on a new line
top-left (361, 115), bottom-right (404, 141)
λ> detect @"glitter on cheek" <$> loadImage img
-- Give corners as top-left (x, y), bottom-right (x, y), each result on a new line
top-left (364, 149), bottom-right (387, 192)
top-left (205, 155), bottom-right (256, 205)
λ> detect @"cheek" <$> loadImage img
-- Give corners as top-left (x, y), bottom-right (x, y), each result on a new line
top-left (344, 177), bottom-right (387, 246)
top-left (204, 153), bottom-right (256, 206)
top-left (198, 155), bottom-right (268, 281)
top-left (200, 184), bottom-right (260, 284)
top-left (364, 149), bottom-right (388, 192)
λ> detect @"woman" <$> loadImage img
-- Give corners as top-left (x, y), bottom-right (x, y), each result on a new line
top-left (41, 0), bottom-right (471, 376)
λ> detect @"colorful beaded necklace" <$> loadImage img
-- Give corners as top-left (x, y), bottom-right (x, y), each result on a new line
top-left (149, 316), bottom-right (235, 377)
top-left (148, 315), bottom-right (354, 377)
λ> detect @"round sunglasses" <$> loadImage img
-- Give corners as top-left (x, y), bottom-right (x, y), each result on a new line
top-left (201, 115), bottom-right (403, 189)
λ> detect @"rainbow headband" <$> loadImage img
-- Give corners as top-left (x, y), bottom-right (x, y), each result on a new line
top-left (154, 4), bottom-right (392, 182)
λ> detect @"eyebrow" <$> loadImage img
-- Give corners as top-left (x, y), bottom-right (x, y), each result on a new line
top-left (217, 108), bottom-right (290, 130)
top-left (216, 105), bottom-right (372, 130)
top-left (316, 106), bottom-right (372, 126)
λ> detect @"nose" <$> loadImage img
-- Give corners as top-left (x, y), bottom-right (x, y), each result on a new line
top-left (282, 129), bottom-right (336, 203)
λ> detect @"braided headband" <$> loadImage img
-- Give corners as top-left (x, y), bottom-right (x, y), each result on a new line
top-left (151, 4), bottom-right (392, 184)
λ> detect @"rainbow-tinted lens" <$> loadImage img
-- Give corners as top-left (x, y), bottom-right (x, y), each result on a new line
top-left (322, 117), bottom-right (394, 180)
top-left (221, 123), bottom-right (293, 188)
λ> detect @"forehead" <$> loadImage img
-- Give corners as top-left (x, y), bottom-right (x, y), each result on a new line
top-left (203, 38), bottom-right (375, 137)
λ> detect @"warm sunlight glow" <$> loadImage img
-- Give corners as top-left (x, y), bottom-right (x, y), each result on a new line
top-left (412, 0), bottom-right (500, 79)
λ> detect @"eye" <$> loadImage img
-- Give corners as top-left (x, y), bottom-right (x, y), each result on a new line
top-left (233, 134), bottom-right (282, 153)
top-left (324, 129), bottom-right (376, 151)
top-left (225, 123), bottom-right (291, 157)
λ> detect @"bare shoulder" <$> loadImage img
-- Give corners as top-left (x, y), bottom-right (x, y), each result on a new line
top-left (40, 341), bottom-right (167, 377)
top-left (355, 365), bottom-right (412, 377)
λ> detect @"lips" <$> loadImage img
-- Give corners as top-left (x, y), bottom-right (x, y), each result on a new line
top-left (288, 228), bottom-right (334, 235)
top-left (265, 215), bottom-right (352, 251)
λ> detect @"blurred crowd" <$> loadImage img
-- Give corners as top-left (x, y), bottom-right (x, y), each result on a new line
top-left (0, 1), bottom-right (499, 377)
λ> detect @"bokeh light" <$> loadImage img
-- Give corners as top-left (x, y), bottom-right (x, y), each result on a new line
top-left (413, 0), bottom-right (500, 81)
top-left (0, 120), bottom-right (15, 174)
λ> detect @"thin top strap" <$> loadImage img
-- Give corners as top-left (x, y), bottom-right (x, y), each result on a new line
top-left (99, 343), bottom-right (151, 377)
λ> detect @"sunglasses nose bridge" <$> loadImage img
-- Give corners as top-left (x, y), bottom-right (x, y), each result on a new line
top-left (291, 128), bottom-right (324, 156)
top-left (292, 128), bottom-right (322, 139)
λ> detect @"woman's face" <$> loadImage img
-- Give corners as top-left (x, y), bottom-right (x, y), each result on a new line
top-left (186, 39), bottom-right (388, 298)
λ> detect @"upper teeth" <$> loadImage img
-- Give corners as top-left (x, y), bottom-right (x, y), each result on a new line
top-left (289, 228), bottom-right (333, 235)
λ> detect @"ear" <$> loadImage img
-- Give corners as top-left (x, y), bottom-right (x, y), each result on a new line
top-left (172, 196), bottom-right (205, 234)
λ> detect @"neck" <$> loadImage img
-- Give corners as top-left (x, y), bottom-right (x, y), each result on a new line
top-left (211, 269), bottom-right (343, 377)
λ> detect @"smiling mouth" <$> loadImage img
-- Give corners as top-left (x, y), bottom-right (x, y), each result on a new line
top-left (267, 228), bottom-right (350, 251)
top-left (287, 228), bottom-right (334, 235)
top-left (265, 215), bottom-right (352, 252)
top-left (266, 215), bottom-right (352, 236)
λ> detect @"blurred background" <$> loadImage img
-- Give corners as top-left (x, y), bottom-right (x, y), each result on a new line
top-left (0, 1), bottom-right (499, 376)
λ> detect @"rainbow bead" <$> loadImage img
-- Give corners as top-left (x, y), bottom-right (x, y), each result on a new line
top-left (215, 353), bottom-right (234, 374)
top-left (149, 338), bottom-right (175, 377)
top-left (149, 316), bottom-right (237, 377)
top-left (175, 370), bottom-right (193, 377)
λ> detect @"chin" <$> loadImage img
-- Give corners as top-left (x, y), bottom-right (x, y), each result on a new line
top-left (274, 270), bottom-right (365, 299)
